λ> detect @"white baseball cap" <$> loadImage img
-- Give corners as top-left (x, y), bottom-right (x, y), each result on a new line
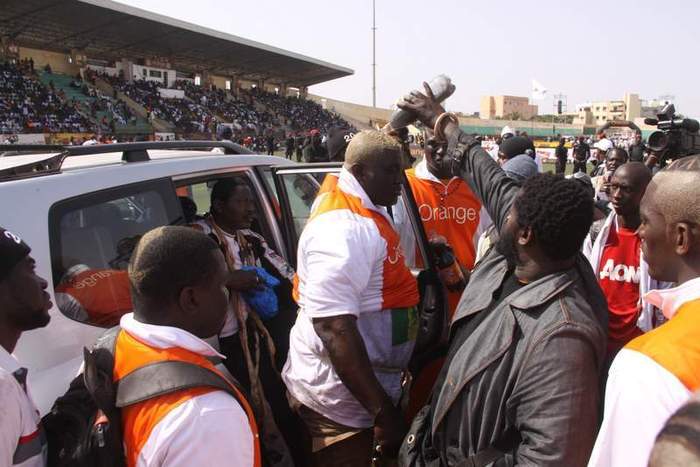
top-left (501, 126), bottom-right (516, 137)
top-left (594, 139), bottom-right (614, 151)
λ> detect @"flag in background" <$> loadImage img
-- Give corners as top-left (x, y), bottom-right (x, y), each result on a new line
top-left (531, 79), bottom-right (548, 100)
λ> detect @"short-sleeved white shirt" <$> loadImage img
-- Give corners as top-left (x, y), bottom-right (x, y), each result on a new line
top-left (282, 169), bottom-right (418, 428)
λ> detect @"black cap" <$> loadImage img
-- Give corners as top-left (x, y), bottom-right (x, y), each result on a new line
top-left (499, 136), bottom-right (535, 160)
top-left (0, 227), bottom-right (31, 281)
top-left (326, 127), bottom-right (355, 161)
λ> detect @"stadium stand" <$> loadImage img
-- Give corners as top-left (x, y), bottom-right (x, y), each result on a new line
top-left (0, 61), bottom-right (93, 134)
top-left (0, 0), bottom-right (356, 142)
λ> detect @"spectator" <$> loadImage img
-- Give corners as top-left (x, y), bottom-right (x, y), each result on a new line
top-left (573, 136), bottom-right (591, 173)
top-left (0, 62), bottom-right (93, 134)
top-left (555, 137), bottom-right (568, 174)
top-left (497, 135), bottom-right (535, 165)
top-left (0, 227), bottom-right (52, 467)
top-left (629, 132), bottom-right (647, 163)
top-left (192, 178), bottom-right (298, 464)
top-left (593, 148), bottom-right (628, 202)
top-left (590, 155), bottom-right (700, 467)
top-left (266, 134), bottom-right (275, 155)
top-left (583, 162), bottom-right (662, 364)
top-left (284, 134), bottom-right (294, 159)
top-left (303, 130), bottom-right (328, 162)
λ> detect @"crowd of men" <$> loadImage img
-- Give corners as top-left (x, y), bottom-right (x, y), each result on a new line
top-left (0, 60), bottom-right (354, 144)
top-left (0, 62), bottom-right (92, 134)
top-left (5, 79), bottom-right (700, 467)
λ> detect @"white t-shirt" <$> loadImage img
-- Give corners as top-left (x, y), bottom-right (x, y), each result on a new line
top-left (119, 314), bottom-right (254, 467)
top-left (283, 169), bottom-right (418, 429)
top-left (0, 346), bottom-right (47, 467)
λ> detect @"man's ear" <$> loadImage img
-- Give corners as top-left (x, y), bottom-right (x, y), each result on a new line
top-left (674, 222), bottom-right (697, 256)
top-left (178, 285), bottom-right (200, 316)
top-left (517, 226), bottom-right (533, 247)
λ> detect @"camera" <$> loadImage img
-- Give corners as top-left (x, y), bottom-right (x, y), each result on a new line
top-left (645, 104), bottom-right (700, 164)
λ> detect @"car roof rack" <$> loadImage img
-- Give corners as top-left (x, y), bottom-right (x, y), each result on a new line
top-left (0, 140), bottom-right (253, 182)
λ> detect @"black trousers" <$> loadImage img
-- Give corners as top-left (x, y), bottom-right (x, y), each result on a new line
top-left (573, 159), bottom-right (587, 174)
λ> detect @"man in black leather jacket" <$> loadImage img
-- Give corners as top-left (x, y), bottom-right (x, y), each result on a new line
top-left (397, 85), bottom-right (608, 466)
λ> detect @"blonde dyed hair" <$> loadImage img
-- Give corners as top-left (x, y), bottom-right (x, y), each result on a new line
top-left (343, 130), bottom-right (402, 170)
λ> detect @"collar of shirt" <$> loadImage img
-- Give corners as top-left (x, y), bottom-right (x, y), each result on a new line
top-left (338, 167), bottom-right (393, 224)
top-left (414, 158), bottom-right (460, 188)
top-left (644, 276), bottom-right (700, 320)
top-left (0, 344), bottom-right (21, 374)
top-left (120, 313), bottom-right (225, 359)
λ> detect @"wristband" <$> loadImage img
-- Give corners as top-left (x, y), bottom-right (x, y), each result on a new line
top-left (433, 112), bottom-right (459, 141)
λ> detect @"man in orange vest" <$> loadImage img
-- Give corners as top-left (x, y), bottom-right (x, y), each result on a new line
top-left (115, 226), bottom-right (261, 467)
top-left (590, 155), bottom-right (700, 467)
top-left (404, 129), bottom-right (482, 313)
top-left (399, 130), bottom-right (483, 418)
top-left (283, 130), bottom-right (419, 465)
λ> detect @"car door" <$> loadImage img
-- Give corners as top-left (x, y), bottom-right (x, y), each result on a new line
top-left (271, 163), bottom-right (448, 367)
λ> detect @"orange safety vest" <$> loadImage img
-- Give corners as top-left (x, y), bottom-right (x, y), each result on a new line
top-left (317, 173), bottom-right (339, 197)
top-left (625, 298), bottom-right (700, 391)
top-left (294, 180), bottom-right (419, 309)
top-left (405, 169), bottom-right (481, 315)
top-left (113, 330), bottom-right (262, 467)
top-left (55, 269), bottom-right (132, 327)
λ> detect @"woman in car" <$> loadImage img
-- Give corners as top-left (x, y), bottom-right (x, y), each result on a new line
top-left (191, 177), bottom-right (301, 465)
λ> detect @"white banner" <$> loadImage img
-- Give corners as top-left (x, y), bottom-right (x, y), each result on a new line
top-left (1, 134), bottom-right (46, 144)
top-left (158, 88), bottom-right (185, 99)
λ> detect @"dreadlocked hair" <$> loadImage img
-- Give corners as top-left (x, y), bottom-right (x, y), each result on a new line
top-left (514, 173), bottom-right (593, 261)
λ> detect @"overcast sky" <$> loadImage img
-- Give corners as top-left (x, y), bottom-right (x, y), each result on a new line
top-left (117, 0), bottom-right (700, 117)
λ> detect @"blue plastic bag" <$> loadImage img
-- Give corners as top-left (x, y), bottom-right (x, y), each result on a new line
top-left (240, 266), bottom-right (281, 320)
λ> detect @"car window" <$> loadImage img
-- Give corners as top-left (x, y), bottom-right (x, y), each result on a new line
top-left (275, 172), bottom-right (320, 241)
top-left (49, 178), bottom-right (182, 328)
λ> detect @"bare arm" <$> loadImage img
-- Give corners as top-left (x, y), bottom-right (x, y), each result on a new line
top-left (313, 315), bottom-right (406, 455)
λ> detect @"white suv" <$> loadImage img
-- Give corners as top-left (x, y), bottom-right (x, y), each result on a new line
top-left (0, 141), bottom-right (443, 414)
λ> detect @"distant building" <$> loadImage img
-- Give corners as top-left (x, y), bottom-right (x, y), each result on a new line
top-left (480, 95), bottom-right (538, 120)
top-left (573, 93), bottom-right (641, 125)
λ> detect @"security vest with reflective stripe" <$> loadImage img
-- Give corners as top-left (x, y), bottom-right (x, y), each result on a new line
top-left (112, 330), bottom-right (261, 467)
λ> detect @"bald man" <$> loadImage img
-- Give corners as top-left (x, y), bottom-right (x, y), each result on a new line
top-left (584, 162), bottom-right (664, 361)
top-left (283, 130), bottom-right (419, 464)
top-left (589, 156), bottom-right (700, 467)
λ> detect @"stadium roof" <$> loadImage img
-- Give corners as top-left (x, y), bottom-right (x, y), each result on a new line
top-left (0, 0), bottom-right (354, 87)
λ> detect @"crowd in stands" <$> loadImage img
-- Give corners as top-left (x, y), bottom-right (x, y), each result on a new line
top-left (174, 80), bottom-right (275, 132)
top-left (0, 61), bottom-right (92, 134)
top-left (101, 76), bottom-right (215, 134)
top-left (248, 87), bottom-right (350, 133)
top-left (2, 61), bottom-right (355, 141)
